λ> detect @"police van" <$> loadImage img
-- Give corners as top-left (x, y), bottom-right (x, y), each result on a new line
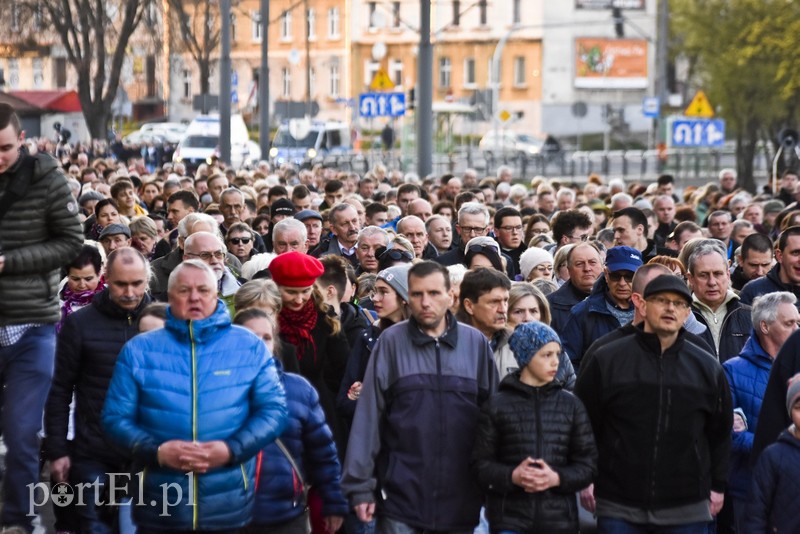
top-left (269, 120), bottom-right (351, 166)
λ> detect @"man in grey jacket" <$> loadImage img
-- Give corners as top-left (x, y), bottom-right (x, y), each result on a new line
top-left (342, 261), bottom-right (498, 533)
top-left (0, 103), bottom-right (83, 532)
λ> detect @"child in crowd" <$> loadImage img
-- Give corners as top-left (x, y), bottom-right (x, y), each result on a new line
top-left (137, 302), bottom-right (168, 332)
top-left (471, 322), bottom-right (597, 533)
top-left (745, 374), bottom-right (800, 533)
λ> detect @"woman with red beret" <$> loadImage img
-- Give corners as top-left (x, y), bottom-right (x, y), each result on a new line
top-left (268, 251), bottom-right (350, 456)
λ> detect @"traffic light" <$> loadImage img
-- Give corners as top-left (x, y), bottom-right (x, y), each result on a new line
top-left (612, 7), bottom-right (624, 38)
top-left (408, 87), bottom-right (416, 110)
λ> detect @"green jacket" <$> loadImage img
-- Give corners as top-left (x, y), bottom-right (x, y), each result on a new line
top-left (0, 152), bottom-right (83, 325)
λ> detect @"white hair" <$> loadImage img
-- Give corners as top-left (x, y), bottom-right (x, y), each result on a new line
top-left (240, 253), bottom-right (277, 280)
top-left (167, 259), bottom-right (217, 293)
top-left (272, 218), bottom-right (308, 245)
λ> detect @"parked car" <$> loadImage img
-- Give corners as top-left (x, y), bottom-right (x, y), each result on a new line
top-left (479, 131), bottom-right (562, 161)
top-left (122, 131), bottom-right (167, 145)
top-left (140, 122), bottom-right (187, 144)
top-left (269, 120), bottom-right (351, 167)
top-left (173, 114), bottom-right (258, 170)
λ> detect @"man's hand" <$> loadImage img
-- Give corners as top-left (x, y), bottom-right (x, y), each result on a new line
top-left (158, 440), bottom-right (231, 473)
top-left (579, 484), bottom-right (596, 514)
top-left (529, 459), bottom-right (560, 492)
top-left (323, 515), bottom-right (344, 533)
top-left (354, 502), bottom-right (375, 523)
top-left (709, 491), bottom-right (724, 516)
top-left (196, 440), bottom-right (232, 470)
top-left (511, 457), bottom-right (540, 492)
top-left (50, 456), bottom-right (71, 483)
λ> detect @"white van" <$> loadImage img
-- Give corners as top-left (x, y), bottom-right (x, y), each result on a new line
top-left (173, 114), bottom-right (260, 170)
top-left (269, 120), bottom-right (351, 166)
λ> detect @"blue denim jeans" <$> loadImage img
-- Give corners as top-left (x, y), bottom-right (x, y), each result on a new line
top-left (597, 516), bottom-right (710, 534)
top-left (0, 325), bottom-right (56, 531)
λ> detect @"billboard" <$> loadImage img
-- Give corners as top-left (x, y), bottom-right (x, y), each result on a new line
top-left (575, 38), bottom-right (648, 89)
top-left (575, 0), bottom-right (645, 8)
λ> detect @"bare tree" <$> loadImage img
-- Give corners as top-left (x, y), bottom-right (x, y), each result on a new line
top-left (167, 0), bottom-right (221, 96)
top-left (6, 0), bottom-right (154, 139)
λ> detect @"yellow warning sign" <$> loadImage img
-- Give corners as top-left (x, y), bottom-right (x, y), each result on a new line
top-left (369, 69), bottom-right (395, 91)
top-left (684, 90), bottom-right (714, 118)
top-left (498, 110), bottom-right (512, 122)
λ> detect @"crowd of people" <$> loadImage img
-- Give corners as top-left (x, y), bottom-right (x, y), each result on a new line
top-left (2, 99), bottom-right (800, 534)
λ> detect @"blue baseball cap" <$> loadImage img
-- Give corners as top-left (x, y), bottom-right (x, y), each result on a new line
top-left (605, 246), bottom-right (643, 272)
top-left (294, 209), bottom-right (323, 222)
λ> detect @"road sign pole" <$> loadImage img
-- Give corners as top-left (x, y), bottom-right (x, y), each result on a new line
top-left (417, 0), bottom-right (432, 177)
top-left (219, 0), bottom-right (232, 165)
top-left (259, 0), bottom-right (269, 158)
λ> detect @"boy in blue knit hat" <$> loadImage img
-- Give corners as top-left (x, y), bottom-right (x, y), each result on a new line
top-left (471, 322), bottom-right (597, 532)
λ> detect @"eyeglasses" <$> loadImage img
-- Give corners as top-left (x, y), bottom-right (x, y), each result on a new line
top-left (186, 250), bottom-right (226, 261)
top-left (459, 226), bottom-right (487, 236)
top-left (498, 225), bottom-right (523, 233)
top-left (647, 296), bottom-right (690, 310)
top-left (534, 264), bottom-right (553, 273)
top-left (228, 237), bottom-right (251, 245)
top-left (566, 233), bottom-right (591, 242)
top-left (607, 271), bottom-right (634, 283)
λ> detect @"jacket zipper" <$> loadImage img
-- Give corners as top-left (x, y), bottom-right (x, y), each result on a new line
top-left (650, 351), bottom-right (665, 505)
top-left (190, 320), bottom-right (199, 530)
top-left (434, 337), bottom-right (442, 531)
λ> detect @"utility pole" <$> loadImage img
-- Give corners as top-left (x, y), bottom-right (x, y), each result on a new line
top-left (417, 0), bottom-right (432, 178)
top-left (305, 0), bottom-right (312, 118)
top-left (655, 0), bottom-right (669, 144)
top-left (219, 0), bottom-right (232, 165)
top-left (259, 0), bottom-right (270, 157)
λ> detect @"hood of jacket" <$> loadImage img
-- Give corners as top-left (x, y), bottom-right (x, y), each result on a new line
top-left (165, 300), bottom-right (231, 344)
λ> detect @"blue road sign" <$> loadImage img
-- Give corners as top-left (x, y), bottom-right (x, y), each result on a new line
top-left (670, 118), bottom-right (726, 147)
top-left (359, 93), bottom-right (406, 118)
top-left (642, 97), bottom-right (660, 118)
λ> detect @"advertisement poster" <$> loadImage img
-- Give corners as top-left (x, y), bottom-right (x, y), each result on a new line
top-left (574, 38), bottom-right (648, 89)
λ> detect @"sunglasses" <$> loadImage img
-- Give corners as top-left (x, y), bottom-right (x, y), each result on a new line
top-left (229, 237), bottom-right (251, 245)
top-left (467, 244), bottom-right (500, 256)
top-left (607, 271), bottom-right (634, 283)
top-left (377, 247), bottom-right (413, 262)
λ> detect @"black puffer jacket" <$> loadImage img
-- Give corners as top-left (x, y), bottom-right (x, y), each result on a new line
top-left (471, 373), bottom-right (597, 533)
top-left (691, 296), bottom-right (751, 363)
top-left (44, 289), bottom-right (151, 465)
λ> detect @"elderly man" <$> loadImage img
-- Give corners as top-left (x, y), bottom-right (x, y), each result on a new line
top-left (406, 198), bottom-right (433, 222)
top-left (653, 195), bottom-right (677, 248)
top-left (272, 218), bottom-right (308, 255)
top-left (547, 243), bottom-right (604, 332)
top-left (740, 226), bottom-right (800, 307)
top-left (184, 231), bottom-right (241, 314)
top-left (355, 226), bottom-right (389, 274)
top-left (311, 203), bottom-right (361, 267)
top-left (688, 242), bottom-right (752, 362)
top-left (721, 292), bottom-right (799, 531)
top-left (707, 210), bottom-right (735, 259)
top-left (719, 168), bottom-right (737, 195)
top-left (575, 275), bottom-right (731, 532)
top-left (397, 215), bottom-right (438, 260)
top-left (562, 246), bottom-right (643, 370)
top-left (426, 215), bottom-right (453, 254)
top-left (219, 187), bottom-right (266, 252)
top-left (295, 209), bottom-right (324, 250)
top-left (99, 223), bottom-right (133, 256)
top-left (102, 260), bottom-right (287, 532)
top-left (45, 248), bottom-right (151, 533)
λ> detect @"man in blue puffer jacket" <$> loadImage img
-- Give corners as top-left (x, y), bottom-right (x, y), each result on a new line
top-left (102, 260), bottom-right (288, 532)
top-left (721, 292), bottom-right (799, 531)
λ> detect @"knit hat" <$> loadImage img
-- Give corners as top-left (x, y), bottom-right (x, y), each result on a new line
top-left (268, 251), bottom-right (324, 287)
top-left (519, 247), bottom-right (554, 280)
top-left (271, 198), bottom-right (296, 218)
top-left (98, 223), bottom-right (131, 240)
top-left (508, 322), bottom-right (561, 368)
top-left (605, 246), bottom-right (643, 272)
top-left (787, 374), bottom-right (800, 416)
top-left (377, 264), bottom-right (411, 303)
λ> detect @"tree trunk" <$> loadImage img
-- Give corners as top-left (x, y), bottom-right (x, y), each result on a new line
top-left (200, 60), bottom-right (211, 94)
top-left (737, 121), bottom-right (758, 194)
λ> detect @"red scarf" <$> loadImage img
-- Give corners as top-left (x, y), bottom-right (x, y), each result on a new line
top-left (278, 298), bottom-right (318, 361)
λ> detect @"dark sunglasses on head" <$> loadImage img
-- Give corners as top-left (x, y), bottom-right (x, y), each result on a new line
top-left (467, 244), bottom-right (500, 256)
top-left (377, 246), bottom-right (413, 262)
top-left (229, 237), bottom-right (252, 245)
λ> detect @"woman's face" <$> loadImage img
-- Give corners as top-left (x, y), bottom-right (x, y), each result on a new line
top-left (67, 264), bottom-right (100, 293)
top-left (527, 262), bottom-right (553, 282)
top-left (242, 316), bottom-right (275, 353)
top-left (468, 254), bottom-right (496, 271)
top-left (254, 219), bottom-right (270, 237)
top-left (278, 285), bottom-right (314, 311)
top-left (557, 262), bottom-right (570, 282)
top-left (97, 204), bottom-right (120, 227)
top-left (142, 184), bottom-right (160, 204)
top-left (507, 295), bottom-right (541, 329)
top-left (133, 232), bottom-right (157, 255)
top-left (372, 279), bottom-right (403, 321)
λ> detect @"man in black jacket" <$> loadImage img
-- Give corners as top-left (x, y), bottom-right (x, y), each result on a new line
top-left (0, 103), bottom-right (84, 531)
top-left (45, 248), bottom-right (151, 532)
top-left (547, 243), bottom-right (603, 332)
top-left (575, 275), bottom-right (732, 531)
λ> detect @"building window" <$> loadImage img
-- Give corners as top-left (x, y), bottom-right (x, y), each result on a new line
top-left (282, 68), bottom-right (291, 98)
top-left (391, 59), bottom-right (403, 87)
top-left (33, 58), bottom-right (44, 88)
top-left (479, 0), bottom-right (487, 26)
top-left (11, 3), bottom-right (20, 32)
top-left (55, 57), bottom-right (67, 88)
top-left (328, 7), bottom-right (340, 38)
top-left (146, 55), bottom-right (156, 97)
top-left (464, 57), bottom-right (475, 87)
top-left (365, 60), bottom-right (379, 86)
top-left (8, 59), bottom-right (19, 89)
top-left (368, 2), bottom-right (377, 30)
top-left (230, 13), bottom-right (237, 43)
top-left (439, 57), bottom-right (451, 89)
top-left (182, 69), bottom-right (192, 99)
top-left (452, 0), bottom-right (460, 26)
top-left (513, 0), bottom-right (521, 24)
top-left (281, 11), bottom-right (292, 40)
top-left (392, 2), bottom-right (401, 28)
top-left (330, 63), bottom-right (340, 97)
top-left (307, 8), bottom-right (316, 39)
top-left (513, 56), bottom-right (526, 86)
top-left (251, 11), bottom-right (261, 42)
